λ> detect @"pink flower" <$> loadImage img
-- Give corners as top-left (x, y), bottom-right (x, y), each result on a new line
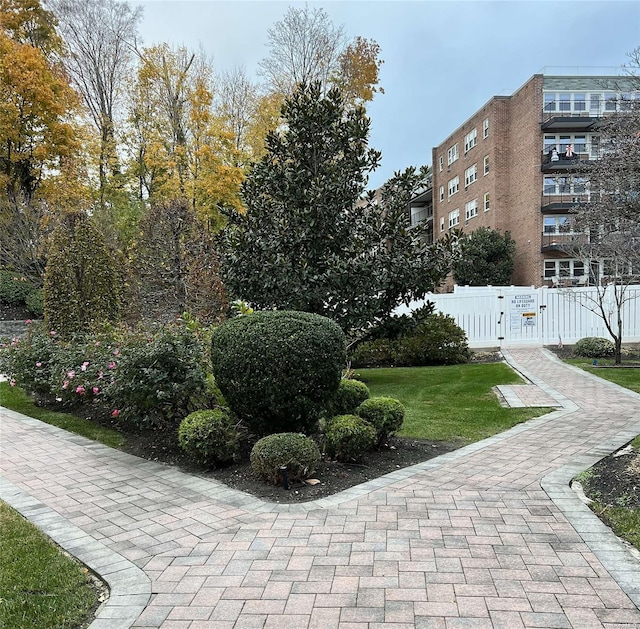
top-left (94, 341), bottom-right (100, 346)
top-left (49, 331), bottom-right (56, 336)
top-left (92, 386), bottom-right (99, 395)
top-left (75, 385), bottom-right (85, 395)
top-left (9, 379), bottom-right (16, 387)
top-left (35, 362), bottom-right (42, 367)
top-left (81, 361), bottom-right (89, 372)
top-left (108, 361), bottom-right (116, 370)
top-left (111, 409), bottom-right (120, 417)
top-left (67, 370), bottom-right (75, 379)
top-left (25, 319), bottom-right (32, 324)
top-left (113, 349), bottom-right (119, 356)
top-left (62, 380), bottom-right (69, 389)
top-left (97, 370), bottom-right (104, 380)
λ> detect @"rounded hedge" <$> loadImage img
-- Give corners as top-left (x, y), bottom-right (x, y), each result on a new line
top-left (0, 270), bottom-right (35, 305)
top-left (25, 288), bottom-right (44, 317)
top-left (356, 396), bottom-right (405, 446)
top-left (331, 379), bottom-right (370, 415)
top-left (250, 432), bottom-right (320, 484)
top-left (574, 337), bottom-right (615, 359)
top-left (325, 414), bottom-right (376, 462)
top-left (211, 311), bottom-right (346, 435)
top-left (178, 409), bottom-right (239, 467)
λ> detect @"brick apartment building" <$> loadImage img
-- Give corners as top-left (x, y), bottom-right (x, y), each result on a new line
top-left (411, 72), bottom-right (638, 287)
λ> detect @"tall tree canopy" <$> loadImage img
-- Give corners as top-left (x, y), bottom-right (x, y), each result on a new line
top-left (220, 82), bottom-right (448, 334)
top-left (258, 5), bottom-right (382, 106)
top-left (452, 228), bottom-right (516, 286)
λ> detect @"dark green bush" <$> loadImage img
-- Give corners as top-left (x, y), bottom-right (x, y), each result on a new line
top-left (351, 313), bottom-right (470, 367)
top-left (108, 325), bottom-right (207, 428)
top-left (574, 337), bottom-right (615, 358)
top-left (0, 270), bottom-right (35, 305)
top-left (44, 212), bottom-right (120, 338)
top-left (250, 433), bottom-right (321, 484)
top-left (211, 310), bottom-right (346, 435)
top-left (25, 288), bottom-right (44, 317)
top-left (178, 409), bottom-right (239, 467)
top-left (324, 414), bottom-right (376, 462)
top-left (330, 379), bottom-right (370, 415)
top-left (356, 396), bottom-right (405, 446)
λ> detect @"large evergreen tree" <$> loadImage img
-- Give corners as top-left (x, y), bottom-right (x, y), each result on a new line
top-left (220, 82), bottom-right (448, 334)
top-left (452, 228), bottom-right (516, 286)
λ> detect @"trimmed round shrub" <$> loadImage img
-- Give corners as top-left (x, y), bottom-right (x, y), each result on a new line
top-left (331, 379), bottom-right (370, 415)
top-left (356, 397), bottom-right (405, 446)
top-left (574, 337), bottom-right (615, 358)
top-left (178, 409), bottom-right (239, 467)
top-left (211, 311), bottom-right (346, 435)
top-left (25, 288), bottom-right (44, 317)
top-left (250, 433), bottom-right (321, 484)
top-left (325, 414), bottom-right (376, 462)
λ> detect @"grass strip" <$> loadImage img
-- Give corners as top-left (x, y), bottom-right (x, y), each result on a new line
top-left (0, 382), bottom-right (124, 448)
top-left (563, 358), bottom-right (640, 394)
top-left (0, 502), bottom-right (98, 629)
top-left (356, 362), bottom-right (550, 442)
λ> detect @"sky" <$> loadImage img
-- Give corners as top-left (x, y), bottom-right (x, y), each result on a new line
top-left (136, 0), bottom-right (640, 188)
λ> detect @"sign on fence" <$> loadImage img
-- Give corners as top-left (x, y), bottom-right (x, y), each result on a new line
top-left (397, 285), bottom-right (640, 349)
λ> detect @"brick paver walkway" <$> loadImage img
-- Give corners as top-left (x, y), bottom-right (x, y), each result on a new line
top-left (1, 348), bottom-right (640, 629)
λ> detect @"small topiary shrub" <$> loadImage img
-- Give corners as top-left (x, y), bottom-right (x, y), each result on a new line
top-left (356, 396), bottom-right (405, 446)
top-left (0, 270), bottom-right (35, 305)
top-left (330, 379), bottom-right (370, 415)
top-left (324, 414), bottom-right (376, 462)
top-left (178, 409), bottom-right (239, 467)
top-left (574, 337), bottom-right (615, 358)
top-left (25, 288), bottom-right (44, 317)
top-left (211, 310), bottom-right (346, 435)
top-left (250, 433), bottom-right (321, 484)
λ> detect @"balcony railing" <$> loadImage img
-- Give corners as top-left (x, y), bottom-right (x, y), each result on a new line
top-left (541, 192), bottom-right (590, 212)
top-left (541, 231), bottom-right (588, 251)
top-left (409, 207), bottom-right (433, 228)
top-left (541, 149), bottom-right (599, 172)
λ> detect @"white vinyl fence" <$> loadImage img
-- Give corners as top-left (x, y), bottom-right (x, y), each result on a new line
top-left (396, 285), bottom-right (640, 349)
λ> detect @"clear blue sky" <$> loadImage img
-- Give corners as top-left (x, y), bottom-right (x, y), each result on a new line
top-left (137, 0), bottom-right (640, 188)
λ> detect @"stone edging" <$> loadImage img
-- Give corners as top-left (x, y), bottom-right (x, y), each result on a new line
top-left (0, 476), bottom-right (151, 629)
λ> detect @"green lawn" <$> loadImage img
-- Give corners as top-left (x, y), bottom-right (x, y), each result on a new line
top-left (564, 358), bottom-right (640, 394)
top-left (0, 382), bottom-right (124, 449)
top-left (355, 362), bottom-right (550, 443)
top-left (0, 502), bottom-right (98, 629)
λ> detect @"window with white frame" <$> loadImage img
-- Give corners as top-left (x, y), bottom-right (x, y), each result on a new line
top-left (543, 91), bottom-right (639, 116)
top-left (544, 259), bottom-right (585, 280)
top-left (440, 217), bottom-right (445, 232)
top-left (543, 215), bottom-right (572, 234)
top-left (439, 186), bottom-right (444, 201)
top-left (543, 175), bottom-right (588, 196)
top-left (464, 128), bottom-right (477, 153)
top-left (543, 133), bottom-right (599, 159)
top-left (483, 155), bottom-right (489, 175)
top-left (464, 164), bottom-right (477, 187)
top-left (448, 176), bottom-right (459, 197)
top-left (483, 192), bottom-right (490, 211)
top-left (448, 208), bottom-right (460, 228)
top-left (465, 199), bottom-right (478, 220)
top-left (439, 155), bottom-right (444, 172)
top-left (447, 143), bottom-right (459, 165)
top-left (482, 118), bottom-right (489, 138)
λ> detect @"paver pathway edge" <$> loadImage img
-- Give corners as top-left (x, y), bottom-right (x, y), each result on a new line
top-left (1, 348), bottom-right (639, 629)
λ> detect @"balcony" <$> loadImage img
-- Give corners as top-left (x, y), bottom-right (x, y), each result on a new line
top-left (541, 113), bottom-right (599, 132)
top-left (541, 192), bottom-right (590, 213)
top-left (408, 188), bottom-right (433, 228)
top-left (541, 231), bottom-right (587, 252)
top-left (540, 149), bottom-right (597, 172)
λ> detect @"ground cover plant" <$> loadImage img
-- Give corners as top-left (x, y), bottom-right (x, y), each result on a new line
top-left (0, 502), bottom-right (99, 629)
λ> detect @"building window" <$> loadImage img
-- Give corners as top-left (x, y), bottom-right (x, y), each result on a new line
top-left (464, 128), bottom-right (477, 153)
top-left (483, 192), bottom-right (490, 211)
top-left (544, 133), bottom-right (598, 159)
top-left (439, 155), bottom-right (444, 172)
top-left (448, 208), bottom-right (460, 228)
top-left (544, 259), bottom-right (585, 280)
top-left (543, 215), bottom-right (572, 234)
top-left (439, 186), bottom-right (444, 201)
top-left (543, 175), bottom-right (587, 196)
top-left (483, 155), bottom-right (489, 175)
top-left (465, 199), bottom-right (478, 220)
top-left (440, 217), bottom-right (445, 232)
top-left (482, 118), bottom-right (489, 138)
top-left (464, 164), bottom-right (477, 187)
top-left (448, 176), bottom-right (459, 197)
top-left (447, 143), bottom-right (459, 165)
